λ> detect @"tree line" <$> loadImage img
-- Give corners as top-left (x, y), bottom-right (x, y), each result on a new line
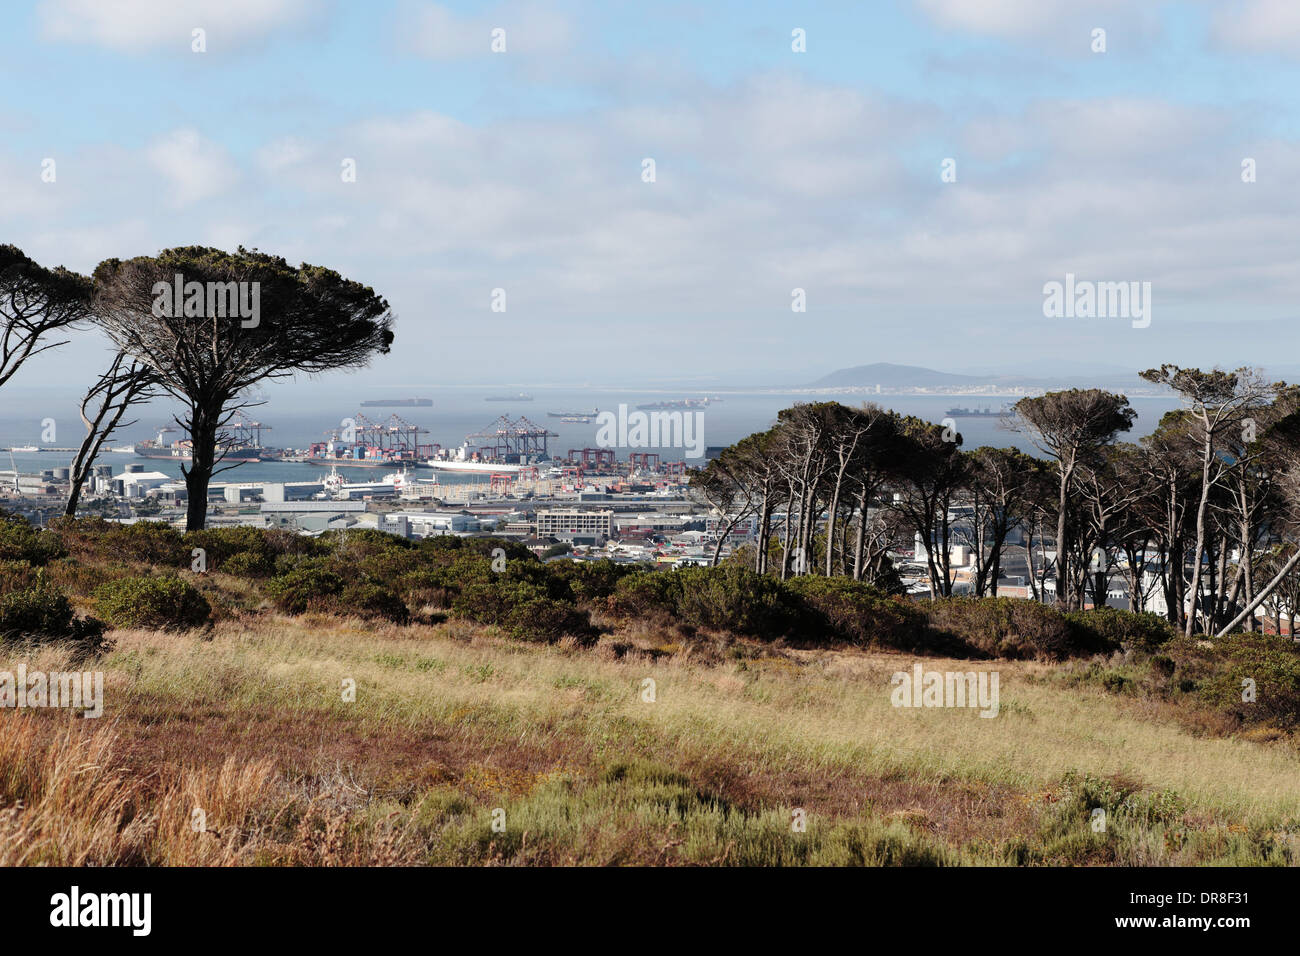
top-left (690, 374), bottom-right (1300, 639)
top-left (0, 244), bottom-right (393, 531)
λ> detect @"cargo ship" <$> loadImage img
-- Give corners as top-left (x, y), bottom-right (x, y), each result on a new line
top-left (360, 397), bottom-right (432, 408)
top-left (133, 439), bottom-right (265, 463)
top-left (944, 407), bottom-right (1009, 418)
top-left (547, 408), bottom-right (598, 419)
top-left (486, 393), bottom-right (533, 402)
top-left (425, 459), bottom-right (525, 474)
top-left (424, 441), bottom-right (527, 474)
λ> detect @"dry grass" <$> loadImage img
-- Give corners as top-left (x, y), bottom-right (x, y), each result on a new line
top-left (1, 616), bottom-right (1297, 865)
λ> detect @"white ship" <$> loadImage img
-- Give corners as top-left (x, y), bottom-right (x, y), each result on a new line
top-left (318, 466), bottom-right (439, 500)
top-left (425, 459), bottom-right (525, 474)
top-left (425, 441), bottom-right (527, 474)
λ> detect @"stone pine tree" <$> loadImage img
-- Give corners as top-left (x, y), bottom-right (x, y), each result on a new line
top-left (65, 351), bottom-right (158, 516)
top-left (0, 244), bottom-right (91, 390)
top-left (1013, 389), bottom-right (1135, 609)
top-left (92, 246), bottom-right (394, 531)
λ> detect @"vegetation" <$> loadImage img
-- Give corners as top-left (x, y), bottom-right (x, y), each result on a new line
top-left (0, 514), bottom-right (1295, 866)
top-left (690, 374), bottom-right (1300, 641)
top-left (92, 575), bottom-right (211, 631)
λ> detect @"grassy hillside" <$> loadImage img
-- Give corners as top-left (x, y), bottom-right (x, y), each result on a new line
top-left (1, 515), bottom-right (1298, 866)
top-left (2, 615), bottom-right (1297, 866)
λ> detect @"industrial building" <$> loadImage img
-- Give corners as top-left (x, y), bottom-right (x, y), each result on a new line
top-left (535, 508), bottom-right (613, 545)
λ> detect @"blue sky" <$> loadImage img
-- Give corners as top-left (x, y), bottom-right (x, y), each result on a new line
top-left (5, 0), bottom-right (1300, 389)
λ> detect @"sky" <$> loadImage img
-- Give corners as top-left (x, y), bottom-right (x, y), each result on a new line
top-left (4, 0), bottom-right (1300, 390)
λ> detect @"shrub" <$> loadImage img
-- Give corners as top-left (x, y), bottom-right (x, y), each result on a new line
top-left (453, 578), bottom-right (595, 643)
top-left (926, 597), bottom-right (1110, 660)
top-left (1065, 606), bottom-right (1176, 654)
top-left (100, 521), bottom-right (189, 566)
top-left (609, 565), bottom-right (803, 640)
top-left (0, 581), bottom-right (74, 639)
top-left (546, 559), bottom-right (642, 603)
top-left (220, 549), bottom-right (277, 577)
top-left (0, 516), bottom-right (66, 565)
top-left (183, 526), bottom-right (312, 576)
top-left (339, 583), bottom-right (410, 625)
top-left (0, 580), bottom-right (105, 647)
top-left (0, 560), bottom-right (39, 596)
top-left (93, 575), bottom-right (211, 630)
top-left (505, 595), bottom-right (595, 643)
top-left (1195, 634), bottom-right (1300, 729)
top-left (265, 563), bottom-right (345, 615)
top-left (320, 528), bottom-right (413, 562)
top-left (784, 576), bottom-right (928, 650)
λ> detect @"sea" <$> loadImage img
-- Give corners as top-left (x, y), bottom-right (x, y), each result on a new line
top-left (0, 384), bottom-right (1183, 485)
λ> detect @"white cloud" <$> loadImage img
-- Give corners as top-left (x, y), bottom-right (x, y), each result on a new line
top-left (38, 0), bottom-right (321, 53)
top-left (399, 1), bottom-right (571, 59)
top-left (1211, 0), bottom-right (1300, 57)
top-left (5, 78), bottom-right (1300, 378)
top-left (145, 129), bottom-right (239, 206)
top-left (913, 0), bottom-right (1155, 44)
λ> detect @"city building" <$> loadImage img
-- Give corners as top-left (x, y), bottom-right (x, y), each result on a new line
top-left (535, 508), bottom-right (613, 545)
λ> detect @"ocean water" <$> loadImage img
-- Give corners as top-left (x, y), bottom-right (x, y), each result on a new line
top-left (0, 385), bottom-right (1183, 482)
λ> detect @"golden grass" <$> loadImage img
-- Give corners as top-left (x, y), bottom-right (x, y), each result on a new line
top-left (1, 616), bottom-right (1297, 865)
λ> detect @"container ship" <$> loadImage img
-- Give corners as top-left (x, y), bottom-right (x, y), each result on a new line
top-left (944, 407), bottom-right (1009, 418)
top-left (359, 397), bottom-right (432, 408)
top-left (132, 439), bottom-right (265, 463)
top-left (425, 459), bottom-right (525, 474)
top-left (547, 408), bottom-right (598, 419)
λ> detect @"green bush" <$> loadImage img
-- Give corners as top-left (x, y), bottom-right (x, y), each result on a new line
top-left (0, 516), bottom-right (66, 565)
top-left (546, 559), bottom-right (642, 603)
top-left (0, 580), bottom-right (105, 647)
top-left (340, 583), bottom-right (410, 624)
top-left (609, 565), bottom-right (803, 640)
top-left (184, 526), bottom-right (316, 576)
top-left (1195, 634), bottom-right (1300, 729)
top-left (219, 549), bottom-right (277, 577)
top-left (102, 521), bottom-right (189, 565)
top-left (784, 576), bottom-right (929, 650)
top-left (265, 563), bottom-right (346, 615)
top-left (1065, 606), bottom-right (1176, 654)
top-left (0, 560), bottom-right (39, 596)
top-left (453, 578), bottom-right (595, 643)
top-left (92, 575), bottom-right (211, 630)
top-left (927, 597), bottom-right (1111, 660)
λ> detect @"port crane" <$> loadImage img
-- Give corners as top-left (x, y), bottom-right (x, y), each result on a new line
top-left (467, 416), bottom-right (556, 461)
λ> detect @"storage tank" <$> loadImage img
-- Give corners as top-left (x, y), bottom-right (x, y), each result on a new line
top-left (54, 467), bottom-right (71, 480)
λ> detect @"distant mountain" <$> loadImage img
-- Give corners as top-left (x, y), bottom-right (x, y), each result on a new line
top-left (808, 361), bottom-right (1156, 391)
top-left (808, 363), bottom-right (984, 388)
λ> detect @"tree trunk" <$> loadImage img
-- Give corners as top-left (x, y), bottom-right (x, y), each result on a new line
top-left (1054, 462), bottom-right (1071, 608)
top-left (1184, 437), bottom-right (1214, 636)
top-left (183, 404), bottom-right (222, 532)
top-left (1215, 547), bottom-right (1300, 637)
